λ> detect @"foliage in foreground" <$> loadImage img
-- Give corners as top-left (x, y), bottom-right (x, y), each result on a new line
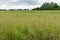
top-left (0, 10), bottom-right (60, 40)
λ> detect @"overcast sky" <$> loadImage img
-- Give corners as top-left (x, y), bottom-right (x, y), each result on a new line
top-left (0, 0), bottom-right (60, 9)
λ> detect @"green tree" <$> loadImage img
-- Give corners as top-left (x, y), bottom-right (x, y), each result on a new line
top-left (40, 3), bottom-right (49, 10)
top-left (48, 2), bottom-right (59, 9)
top-left (32, 2), bottom-right (59, 10)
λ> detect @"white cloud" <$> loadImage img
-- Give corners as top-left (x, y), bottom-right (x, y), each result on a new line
top-left (0, 0), bottom-right (59, 9)
top-left (9, 0), bottom-right (18, 2)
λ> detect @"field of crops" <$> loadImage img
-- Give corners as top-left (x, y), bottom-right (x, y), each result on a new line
top-left (0, 10), bottom-right (60, 40)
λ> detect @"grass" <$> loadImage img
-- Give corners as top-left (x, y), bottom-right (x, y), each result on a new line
top-left (0, 10), bottom-right (60, 40)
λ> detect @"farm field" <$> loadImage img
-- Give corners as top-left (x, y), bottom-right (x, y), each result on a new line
top-left (0, 10), bottom-right (60, 40)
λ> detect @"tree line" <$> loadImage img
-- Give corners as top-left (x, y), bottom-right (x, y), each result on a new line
top-left (0, 2), bottom-right (60, 10)
top-left (32, 2), bottom-right (60, 10)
